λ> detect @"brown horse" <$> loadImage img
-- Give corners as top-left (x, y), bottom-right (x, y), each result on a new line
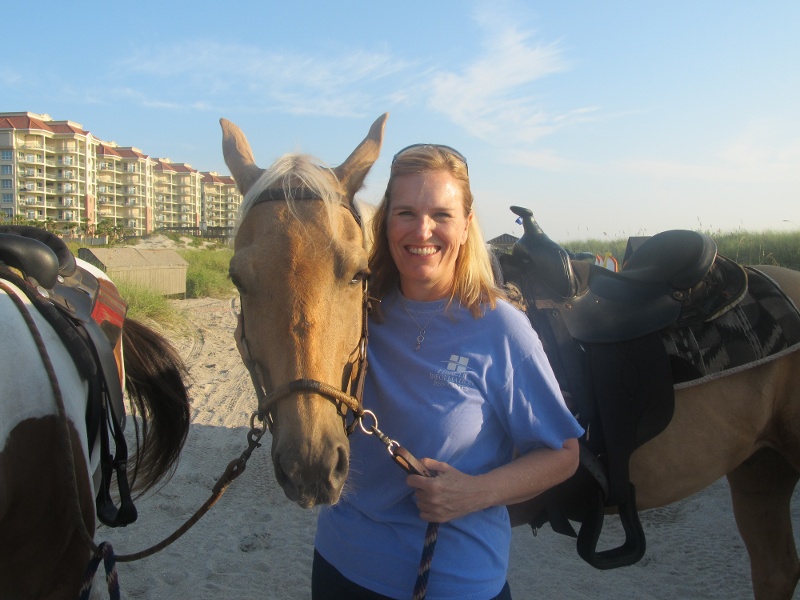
top-left (0, 257), bottom-right (191, 600)
top-left (502, 261), bottom-right (800, 600)
top-left (222, 115), bottom-right (800, 599)
top-left (633, 263), bottom-right (800, 600)
top-left (223, 113), bottom-right (385, 507)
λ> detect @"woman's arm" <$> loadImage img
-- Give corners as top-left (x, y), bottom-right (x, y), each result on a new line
top-left (407, 438), bottom-right (579, 523)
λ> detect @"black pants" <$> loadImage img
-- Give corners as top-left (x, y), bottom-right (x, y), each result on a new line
top-left (312, 550), bottom-right (512, 600)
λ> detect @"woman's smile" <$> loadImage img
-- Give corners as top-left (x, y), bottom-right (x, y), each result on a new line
top-left (387, 170), bottom-right (471, 301)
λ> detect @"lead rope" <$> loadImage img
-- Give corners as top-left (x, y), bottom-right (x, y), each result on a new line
top-left (358, 410), bottom-right (439, 600)
top-left (414, 523), bottom-right (440, 600)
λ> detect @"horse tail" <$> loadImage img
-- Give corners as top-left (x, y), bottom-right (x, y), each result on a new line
top-left (121, 317), bottom-right (191, 494)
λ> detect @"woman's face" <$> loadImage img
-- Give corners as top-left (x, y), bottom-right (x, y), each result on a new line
top-left (387, 170), bottom-right (471, 301)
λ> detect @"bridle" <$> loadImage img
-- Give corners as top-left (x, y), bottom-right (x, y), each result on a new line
top-left (235, 186), bottom-right (370, 434)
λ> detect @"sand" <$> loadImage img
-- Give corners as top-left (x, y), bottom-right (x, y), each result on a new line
top-left (91, 296), bottom-right (800, 600)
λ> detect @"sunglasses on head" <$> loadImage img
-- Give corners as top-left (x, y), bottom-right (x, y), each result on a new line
top-left (392, 143), bottom-right (468, 173)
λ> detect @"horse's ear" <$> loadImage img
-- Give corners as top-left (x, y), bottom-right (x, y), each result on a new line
top-left (220, 118), bottom-right (265, 196)
top-left (334, 113), bottom-right (388, 203)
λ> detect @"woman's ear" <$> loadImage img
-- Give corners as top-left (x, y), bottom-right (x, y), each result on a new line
top-left (461, 212), bottom-right (474, 245)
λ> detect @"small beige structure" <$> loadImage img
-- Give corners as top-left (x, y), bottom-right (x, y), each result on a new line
top-left (78, 248), bottom-right (188, 296)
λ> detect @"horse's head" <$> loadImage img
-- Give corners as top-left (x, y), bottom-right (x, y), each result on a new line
top-left (222, 114), bottom-right (387, 507)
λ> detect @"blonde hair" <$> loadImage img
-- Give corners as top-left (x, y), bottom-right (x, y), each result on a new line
top-left (369, 145), bottom-right (503, 318)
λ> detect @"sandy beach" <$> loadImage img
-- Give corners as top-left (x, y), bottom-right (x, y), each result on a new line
top-left (92, 293), bottom-right (800, 600)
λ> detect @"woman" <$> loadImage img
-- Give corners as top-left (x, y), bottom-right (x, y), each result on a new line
top-left (313, 144), bottom-right (583, 599)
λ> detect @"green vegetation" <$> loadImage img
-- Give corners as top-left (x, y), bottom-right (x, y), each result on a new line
top-left (178, 247), bottom-right (236, 299)
top-left (561, 229), bottom-right (800, 271)
top-left (115, 279), bottom-right (181, 325)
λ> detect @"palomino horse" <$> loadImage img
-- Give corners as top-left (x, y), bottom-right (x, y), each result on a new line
top-left (222, 113), bottom-right (385, 507)
top-left (221, 115), bottom-right (800, 599)
top-left (0, 235), bottom-right (191, 600)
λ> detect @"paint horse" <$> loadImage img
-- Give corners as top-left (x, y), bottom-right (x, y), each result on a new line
top-left (0, 227), bottom-right (191, 600)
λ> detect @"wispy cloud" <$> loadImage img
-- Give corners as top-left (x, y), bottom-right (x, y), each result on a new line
top-left (504, 148), bottom-right (576, 172)
top-left (623, 120), bottom-right (800, 185)
top-left (426, 9), bottom-right (595, 146)
top-left (109, 41), bottom-right (411, 118)
top-left (0, 67), bottom-right (22, 87)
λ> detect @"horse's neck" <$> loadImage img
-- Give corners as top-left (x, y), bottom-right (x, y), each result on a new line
top-left (353, 198), bottom-right (377, 252)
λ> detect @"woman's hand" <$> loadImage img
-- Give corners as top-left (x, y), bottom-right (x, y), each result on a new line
top-left (406, 459), bottom-right (481, 523)
top-left (406, 439), bottom-right (579, 523)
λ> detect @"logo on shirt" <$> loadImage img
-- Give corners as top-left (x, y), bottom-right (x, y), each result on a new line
top-left (429, 354), bottom-right (476, 390)
top-left (446, 354), bottom-right (470, 373)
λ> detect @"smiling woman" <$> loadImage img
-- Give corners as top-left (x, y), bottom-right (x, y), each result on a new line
top-left (387, 169), bottom-right (471, 302)
top-left (368, 144), bottom-right (497, 317)
top-left (312, 142), bottom-right (583, 600)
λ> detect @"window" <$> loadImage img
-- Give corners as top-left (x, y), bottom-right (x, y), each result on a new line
top-left (1, 150), bottom-right (11, 161)
top-left (0, 165), bottom-right (12, 175)
top-left (2, 208), bottom-right (12, 218)
top-left (2, 193), bottom-right (13, 203)
top-left (1, 179), bottom-right (11, 189)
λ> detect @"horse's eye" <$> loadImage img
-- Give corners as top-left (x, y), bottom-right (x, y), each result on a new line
top-left (350, 269), bottom-right (370, 285)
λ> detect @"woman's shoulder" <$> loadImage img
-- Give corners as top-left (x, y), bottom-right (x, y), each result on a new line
top-left (470, 298), bottom-right (538, 342)
top-left (484, 297), bottom-right (531, 325)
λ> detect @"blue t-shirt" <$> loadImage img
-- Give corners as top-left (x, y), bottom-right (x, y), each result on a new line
top-left (315, 289), bottom-right (584, 599)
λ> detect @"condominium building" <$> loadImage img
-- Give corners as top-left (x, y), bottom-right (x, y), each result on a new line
top-left (0, 111), bottom-right (242, 237)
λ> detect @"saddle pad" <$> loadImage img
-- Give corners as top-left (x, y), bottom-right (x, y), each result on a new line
top-left (662, 267), bottom-right (800, 388)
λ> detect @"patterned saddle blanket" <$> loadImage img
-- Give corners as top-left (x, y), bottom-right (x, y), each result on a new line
top-left (663, 266), bottom-right (800, 388)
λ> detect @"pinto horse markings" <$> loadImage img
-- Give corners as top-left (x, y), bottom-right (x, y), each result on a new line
top-left (0, 253), bottom-right (191, 600)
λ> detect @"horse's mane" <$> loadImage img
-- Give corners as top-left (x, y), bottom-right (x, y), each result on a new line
top-left (235, 153), bottom-right (375, 249)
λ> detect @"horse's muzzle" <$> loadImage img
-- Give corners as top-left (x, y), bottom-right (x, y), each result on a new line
top-left (272, 441), bottom-right (349, 508)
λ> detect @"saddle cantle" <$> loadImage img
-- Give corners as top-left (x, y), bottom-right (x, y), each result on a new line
top-left (499, 207), bottom-right (770, 570)
top-left (0, 227), bottom-right (136, 527)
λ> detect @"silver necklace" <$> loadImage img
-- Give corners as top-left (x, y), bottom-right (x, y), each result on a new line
top-left (400, 299), bottom-right (444, 351)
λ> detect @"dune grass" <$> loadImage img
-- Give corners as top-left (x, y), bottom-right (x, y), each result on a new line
top-left (561, 229), bottom-right (800, 270)
top-left (177, 247), bottom-right (236, 299)
top-left (114, 280), bottom-right (181, 325)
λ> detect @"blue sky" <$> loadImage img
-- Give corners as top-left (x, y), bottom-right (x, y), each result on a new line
top-left (4, 1), bottom-right (798, 243)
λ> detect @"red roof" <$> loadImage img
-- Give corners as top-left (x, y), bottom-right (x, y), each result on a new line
top-left (201, 172), bottom-right (227, 184)
top-left (98, 143), bottom-right (122, 157)
top-left (0, 113), bottom-right (88, 136)
top-left (155, 159), bottom-right (197, 174)
top-left (115, 147), bottom-right (149, 159)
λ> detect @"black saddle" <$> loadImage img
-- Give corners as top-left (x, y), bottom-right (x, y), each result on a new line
top-left (508, 206), bottom-right (736, 343)
top-left (500, 207), bottom-right (749, 570)
top-left (0, 225), bottom-right (77, 287)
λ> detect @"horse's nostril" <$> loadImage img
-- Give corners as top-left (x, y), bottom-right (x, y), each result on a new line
top-left (334, 445), bottom-right (349, 479)
top-left (273, 454), bottom-right (289, 487)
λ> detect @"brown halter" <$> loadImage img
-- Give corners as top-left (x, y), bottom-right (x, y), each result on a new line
top-left (235, 187), bottom-right (370, 434)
